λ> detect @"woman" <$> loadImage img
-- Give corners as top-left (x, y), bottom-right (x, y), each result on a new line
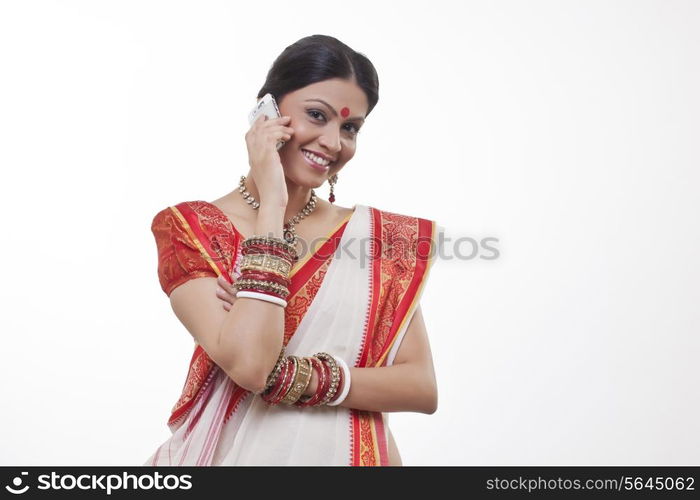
top-left (145, 34), bottom-right (441, 466)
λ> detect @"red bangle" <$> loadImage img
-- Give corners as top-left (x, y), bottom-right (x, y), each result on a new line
top-left (269, 357), bottom-right (297, 405)
top-left (262, 357), bottom-right (292, 404)
top-left (235, 269), bottom-right (289, 299)
top-left (238, 270), bottom-right (290, 287)
top-left (261, 362), bottom-right (285, 403)
top-left (243, 243), bottom-right (294, 256)
top-left (312, 358), bottom-right (332, 407)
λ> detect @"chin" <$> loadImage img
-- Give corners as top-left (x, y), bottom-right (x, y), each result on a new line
top-left (283, 168), bottom-right (329, 190)
top-left (285, 158), bottom-right (341, 186)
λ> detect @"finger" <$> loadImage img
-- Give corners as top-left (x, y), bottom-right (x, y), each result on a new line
top-left (274, 128), bottom-right (293, 140)
top-left (217, 282), bottom-right (238, 301)
top-left (257, 114), bottom-right (289, 122)
top-left (216, 286), bottom-right (234, 301)
top-left (267, 126), bottom-right (293, 140)
top-left (218, 275), bottom-right (233, 289)
top-left (223, 301), bottom-right (231, 311)
top-left (271, 125), bottom-right (294, 134)
top-left (221, 278), bottom-right (236, 295)
top-left (266, 124), bottom-right (294, 132)
top-left (262, 115), bottom-right (291, 126)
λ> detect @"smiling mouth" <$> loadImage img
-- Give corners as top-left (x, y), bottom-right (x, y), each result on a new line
top-left (301, 149), bottom-right (332, 171)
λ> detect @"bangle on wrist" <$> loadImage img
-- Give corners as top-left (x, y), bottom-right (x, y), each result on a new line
top-left (327, 356), bottom-right (351, 406)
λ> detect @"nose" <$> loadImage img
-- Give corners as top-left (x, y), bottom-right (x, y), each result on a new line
top-left (318, 129), bottom-right (342, 157)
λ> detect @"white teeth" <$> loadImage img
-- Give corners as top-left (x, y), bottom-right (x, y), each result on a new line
top-left (303, 150), bottom-right (330, 166)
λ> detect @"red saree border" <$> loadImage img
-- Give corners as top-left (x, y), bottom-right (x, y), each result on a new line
top-left (168, 344), bottom-right (214, 430)
top-left (350, 207), bottom-right (438, 466)
top-left (376, 217), bottom-right (436, 368)
top-left (357, 208), bottom-right (382, 369)
top-left (287, 212), bottom-right (353, 297)
top-left (372, 412), bottom-right (389, 465)
top-left (166, 203), bottom-right (237, 430)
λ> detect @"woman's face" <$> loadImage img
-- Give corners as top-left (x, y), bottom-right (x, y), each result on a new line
top-left (276, 78), bottom-right (369, 188)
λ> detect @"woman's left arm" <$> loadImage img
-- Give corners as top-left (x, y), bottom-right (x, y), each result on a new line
top-left (216, 278), bottom-right (437, 414)
top-left (305, 304), bottom-right (438, 414)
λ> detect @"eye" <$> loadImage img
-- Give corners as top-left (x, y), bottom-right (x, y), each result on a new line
top-left (308, 109), bottom-right (325, 121)
top-left (307, 109), bottom-right (360, 136)
top-left (344, 123), bottom-right (361, 135)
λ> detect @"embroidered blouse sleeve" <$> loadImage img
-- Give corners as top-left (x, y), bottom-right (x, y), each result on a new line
top-left (150, 206), bottom-right (217, 297)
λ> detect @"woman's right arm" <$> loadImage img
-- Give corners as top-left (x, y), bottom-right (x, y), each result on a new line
top-left (215, 204), bottom-right (288, 393)
top-left (168, 206), bottom-right (286, 393)
top-left (169, 115), bottom-right (293, 394)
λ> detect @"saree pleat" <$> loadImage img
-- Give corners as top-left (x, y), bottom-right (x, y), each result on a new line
top-left (146, 200), bottom-right (439, 465)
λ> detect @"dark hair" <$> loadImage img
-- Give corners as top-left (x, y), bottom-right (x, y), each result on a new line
top-left (257, 34), bottom-right (379, 117)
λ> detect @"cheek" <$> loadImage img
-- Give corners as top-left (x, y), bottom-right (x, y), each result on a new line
top-left (289, 120), bottom-right (312, 140)
top-left (341, 139), bottom-right (357, 157)
top-left (335, 148), bottom-right (355, 168)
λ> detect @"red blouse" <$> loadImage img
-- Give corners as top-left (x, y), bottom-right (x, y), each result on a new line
top-left (150, 202), bottom-right (239, 296)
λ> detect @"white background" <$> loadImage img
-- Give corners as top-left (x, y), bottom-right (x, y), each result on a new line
top-left (0, 0), bottom-right (698, 465)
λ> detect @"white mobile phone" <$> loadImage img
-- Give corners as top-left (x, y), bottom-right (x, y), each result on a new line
top-left (248, 93), bottom-right (285, 150)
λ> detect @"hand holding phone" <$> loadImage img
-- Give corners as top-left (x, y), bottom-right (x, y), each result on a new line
top-left (244, 93), bottom-right (294, 207)
top-left (248, 93), bottom-right (286, 150)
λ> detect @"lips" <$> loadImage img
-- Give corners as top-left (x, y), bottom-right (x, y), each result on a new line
top-left (302, 149), bottom-right (335, 163)
top-left (301, 149), bottom-right (331, 172)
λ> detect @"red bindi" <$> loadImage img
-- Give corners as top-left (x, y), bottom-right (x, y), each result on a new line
top-left (340, 107), bottom-right (350, 118)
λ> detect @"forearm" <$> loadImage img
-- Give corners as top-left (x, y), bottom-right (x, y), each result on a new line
top-left (217, 205), bottom-right (287, 392)
top-left (304, 362), bottom-right (438, 414)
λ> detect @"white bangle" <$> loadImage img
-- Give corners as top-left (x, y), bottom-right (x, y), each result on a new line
top-left (327, 355), bottom-right (351, 406)
top-left (235, 290), bottom-right (287, 308)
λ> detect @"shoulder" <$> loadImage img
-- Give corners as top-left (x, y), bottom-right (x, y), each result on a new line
top-left (151, 200), bottom-right (225, 228)
top-left (150, 200), bottom-right (221, 249)
top-left (150, 201), bottom-right (200, 252)
top-left (329, 202), bottom-right (355, 223)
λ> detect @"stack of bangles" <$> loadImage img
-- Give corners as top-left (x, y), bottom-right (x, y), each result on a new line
top-left (261, 348), bottom-right (352, 408)
top-left (233, 235), bottom-right (298, 308)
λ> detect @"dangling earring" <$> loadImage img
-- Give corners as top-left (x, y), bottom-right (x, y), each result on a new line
top-left (328, 173), bottom-right (338, 204)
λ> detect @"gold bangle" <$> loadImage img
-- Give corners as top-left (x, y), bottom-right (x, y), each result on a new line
top-left (278, 356), bottom-right (298, 403)
top-left (281, 356), bottom-right (313, 405)
top-left (240, 253), bottom-right (292, 278)
top-left (314, 352), bottom-right (341, 406)
top-left (241, 251), bottom-right (293, 268)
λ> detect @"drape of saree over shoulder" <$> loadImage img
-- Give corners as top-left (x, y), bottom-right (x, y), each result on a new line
top-left (145, 200), bottom-right (439, 466)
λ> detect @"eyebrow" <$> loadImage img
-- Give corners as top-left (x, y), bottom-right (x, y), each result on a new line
top-left (304, 99), bottom-right (365, 122)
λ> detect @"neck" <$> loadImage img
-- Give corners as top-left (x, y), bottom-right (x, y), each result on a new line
top-left (283, 177), bottom-right (316, 221)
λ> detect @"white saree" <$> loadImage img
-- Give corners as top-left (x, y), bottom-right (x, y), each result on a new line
top-left (145, 201), bottom-right (439, 466)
